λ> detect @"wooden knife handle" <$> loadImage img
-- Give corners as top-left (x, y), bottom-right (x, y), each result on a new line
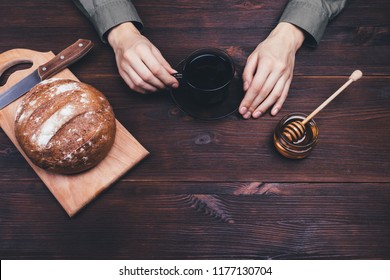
top-left (37, 39), bottom-right (93, 80)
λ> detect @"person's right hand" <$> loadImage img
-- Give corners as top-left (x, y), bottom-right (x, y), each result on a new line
top-left (107, 22), bottom-right (179, 94)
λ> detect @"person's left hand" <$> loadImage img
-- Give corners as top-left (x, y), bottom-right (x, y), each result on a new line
top-left (239, 22), bottom-right (305, 119)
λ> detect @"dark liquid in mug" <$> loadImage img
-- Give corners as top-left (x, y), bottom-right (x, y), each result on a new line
top-left (185, 54), bottom-right (232, 90)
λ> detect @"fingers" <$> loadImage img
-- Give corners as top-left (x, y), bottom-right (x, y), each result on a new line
top-left (239, 22), bottom-right (304, 120)
top-left (240, 55), bottom-right (288, 119)
top-left (252, 74), bottom-right (291, 118)
top-left (239, 54), bottom-right (266, 118)
top-left (240, 69), bottom-right (291, 119)
top-left (240, 50), bottom-right (296, 119)
top-left (249, 72), bottom-right (282, 118)
top-left (110, 30), bottom-right (179, 94)
top-left (128, 54), bottom-right (168, 90)
top-left (119, 64), bottom-right (158, 94)
top-left (270, 76), bottom-right (291, 116)
top-left (151, 47), bottom-right (179, 78)
top-left (120, 46), bottom-right (178, 94)
top-left (242, 54), bottom-right (258, 91)
top-left (144, 47), bottom-right (179, 88)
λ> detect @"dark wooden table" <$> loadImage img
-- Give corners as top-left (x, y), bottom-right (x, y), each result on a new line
top-left (1, 0), bottom-right (389, 259)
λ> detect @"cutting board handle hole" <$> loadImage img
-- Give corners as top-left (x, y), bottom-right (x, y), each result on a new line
top-left (0, 62), bottom-right (33, 87)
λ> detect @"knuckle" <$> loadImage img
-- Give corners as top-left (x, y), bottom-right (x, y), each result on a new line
top-left (129, 84), bottom-right (137, 91)
top-left (272, 90), bottom-right (282, 99)
top-left (118, 60), bottom-right (128, 70)
top-left (142, 72), bottom-right (154, 82)
top-left (247, 53), bottom-right (256, 62)
top-left (123, 51), bottom-right (134, 62)
top-left (274, 61), bottom-right (287, 72)
top-left (134, 43), bottom-right (146, 53)
top-left (261, 57), bottom-right (273, 68)
top-left (250, 84), bottom-right (262, 93)
top-left (133, 79), bottom-right (146, 87)
top-left (151, 66), bottom-right (163, 77)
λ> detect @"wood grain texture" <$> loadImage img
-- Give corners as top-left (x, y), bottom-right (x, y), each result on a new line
top-left (4, 77), bottom-right (388, 183)
top-left (0, 0), bottom-right (389, 259)
top-left (1, 181), bottom-right (389, 259)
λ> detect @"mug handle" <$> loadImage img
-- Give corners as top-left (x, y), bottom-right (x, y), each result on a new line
top-left (172, 72), bottom-right (187, 89)
top-left (172, 73), bottom-right (183, 79)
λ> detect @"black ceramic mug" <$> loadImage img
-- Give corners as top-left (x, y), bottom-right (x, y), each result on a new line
top-left (174, 48), bottom-right (235, 105)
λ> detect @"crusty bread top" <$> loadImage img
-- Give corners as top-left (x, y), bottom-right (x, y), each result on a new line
top-left (15, 78), bottom-right (116, 174)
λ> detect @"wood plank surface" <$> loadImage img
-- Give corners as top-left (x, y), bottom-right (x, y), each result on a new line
top-left (1, 76), bottom-right (388, 182)
top-left (0, 0), bottom-right (389, 259)
top-left (1, 181), bottom-right (389, 259)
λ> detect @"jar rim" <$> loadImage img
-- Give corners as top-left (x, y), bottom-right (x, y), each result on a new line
top-left (277, 112), bottom-right (319, 149)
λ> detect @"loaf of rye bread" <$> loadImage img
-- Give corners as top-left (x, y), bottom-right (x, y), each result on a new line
top-left (14, 78), bottom-right (116, 174)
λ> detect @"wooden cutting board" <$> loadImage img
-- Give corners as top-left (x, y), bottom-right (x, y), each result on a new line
top-left (0, 48), bottom-right (149, 217)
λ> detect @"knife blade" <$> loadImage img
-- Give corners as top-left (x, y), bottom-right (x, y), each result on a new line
top-left (0, 39), bottom-right (93, 110)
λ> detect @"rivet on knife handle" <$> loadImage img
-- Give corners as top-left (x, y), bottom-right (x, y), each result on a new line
top-left (37, 39), bottom-right (93, 80)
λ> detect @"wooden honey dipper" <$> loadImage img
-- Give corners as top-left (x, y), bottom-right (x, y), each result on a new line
top-left (283, 70), bottom-right (363, 142)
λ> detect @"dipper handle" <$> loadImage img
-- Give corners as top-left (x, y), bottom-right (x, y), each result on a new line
top-left (350, 70), bottom-right (363, 82)
top-left (302, 70), bottom-right (363, 125)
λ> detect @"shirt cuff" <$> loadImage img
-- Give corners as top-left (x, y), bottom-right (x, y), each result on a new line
top-left (279, 0), bottom-right (329, 47)
top-left (92, 0), bottom-right (143, 42)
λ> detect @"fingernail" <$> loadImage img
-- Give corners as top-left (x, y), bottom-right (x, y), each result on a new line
top-left (243, 112), bottom-right (251, 119)
top-left (252, 111), bottom-right (262, 118)
top-left (272, 107), bottom-right (279, 115)
top-left (172, 83), bottom-right (179, 88)
top-left (239, 107), bottom-right (247, 114)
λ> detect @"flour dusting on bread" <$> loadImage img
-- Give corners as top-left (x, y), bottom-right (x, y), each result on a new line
top-left (15, 78), bottom-right (116, 174)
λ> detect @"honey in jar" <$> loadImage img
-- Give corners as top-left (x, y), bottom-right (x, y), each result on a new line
top-left (273, 113), bottom-right (319, 159)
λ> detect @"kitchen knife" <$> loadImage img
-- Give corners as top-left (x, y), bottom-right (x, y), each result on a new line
top-left (0, 39), bottom-right (93, 110)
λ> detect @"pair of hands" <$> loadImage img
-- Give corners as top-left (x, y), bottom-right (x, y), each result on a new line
top-left (108, 22), bottom-right (304, 119)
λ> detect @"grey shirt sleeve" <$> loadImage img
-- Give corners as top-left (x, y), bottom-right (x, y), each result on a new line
top-left (72, 0), bottom-right (143, 42)
top-left (279, 0), bottom-right (347, 46)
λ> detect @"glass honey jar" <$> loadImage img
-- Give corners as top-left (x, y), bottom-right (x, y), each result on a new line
top-left (273, 113), bottom-right (319, 159)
